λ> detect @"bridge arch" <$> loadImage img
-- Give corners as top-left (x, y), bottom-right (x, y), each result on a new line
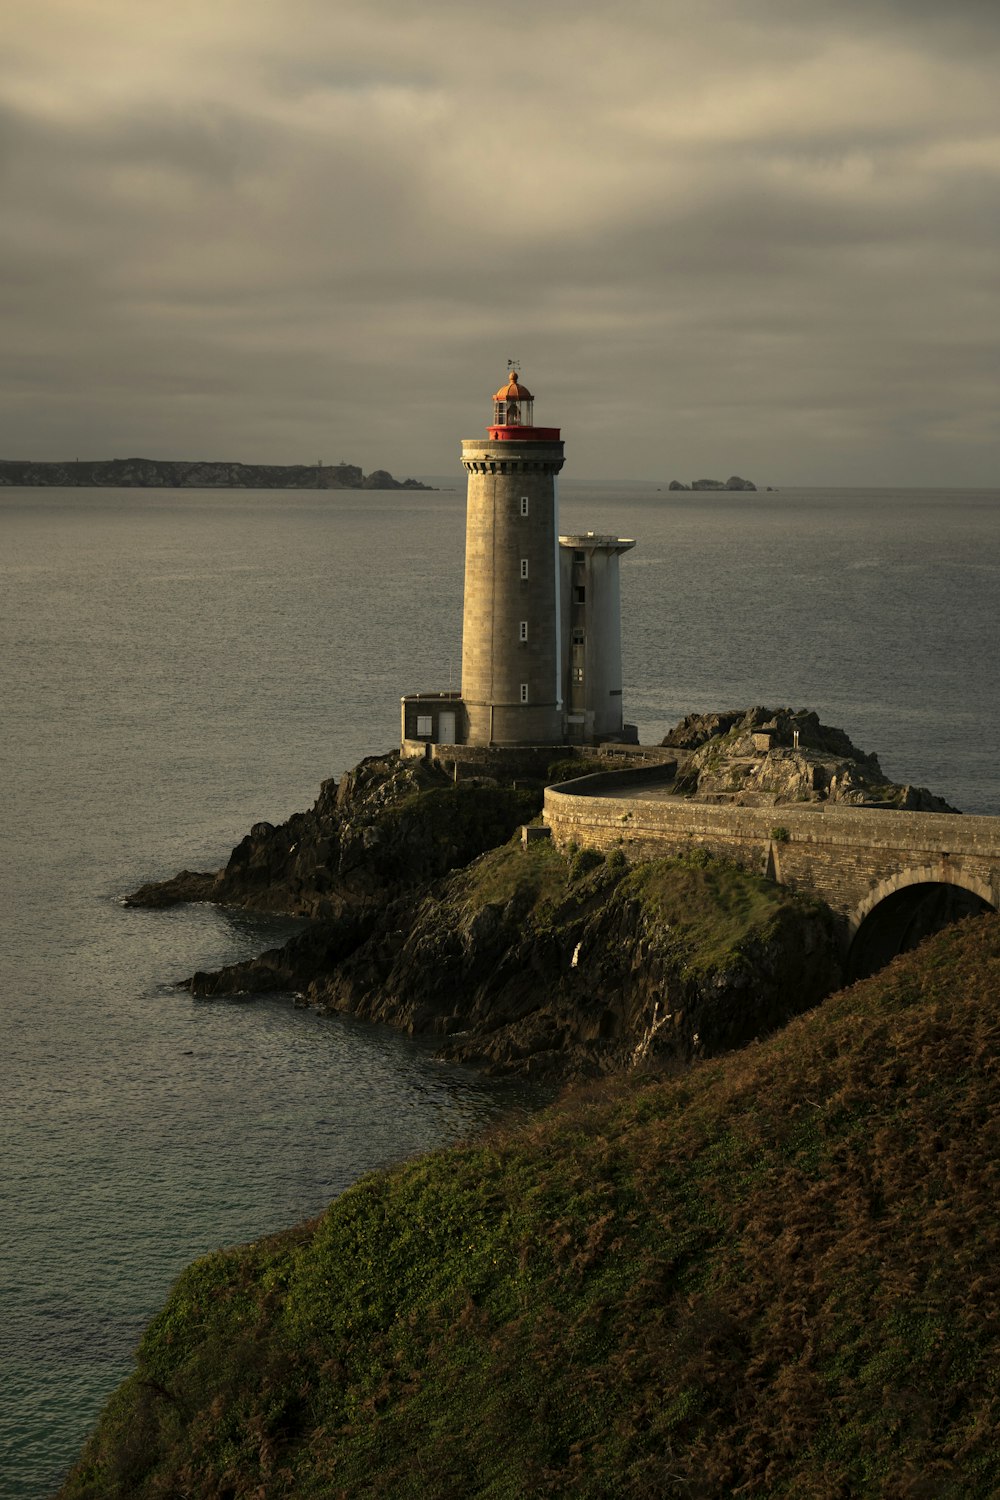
top-left (847, 864), bottom-right (996, 981)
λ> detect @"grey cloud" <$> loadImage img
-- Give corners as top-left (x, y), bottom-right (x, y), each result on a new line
top-left (0, 0), bottom-right (997, 484)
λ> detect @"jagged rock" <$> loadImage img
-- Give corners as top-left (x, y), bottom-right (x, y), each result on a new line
top-left (661, 709), bottom-right (749, 750)
top-left (304, 845), bottom-right (840, 1078)
top-left (124, 869), bottom-right (216, 909)
top-left (662, 706), bottom-right (959, 812)
top-left (361, 469), bottom-right (399, 489)
top-left (126, 715), bottom-right (951, 1084)
top-left (187, 912), bottom-right (372, 997)
top-left (689, 477), bottom-right (758, 495)
top-left (668, 480), bottom-right (690, 491)
top-left (125, 754), bottom-right (543, 919)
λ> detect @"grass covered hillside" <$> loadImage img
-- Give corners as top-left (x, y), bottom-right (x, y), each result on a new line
top-left (62, 914), bottom-right (1000, 1499)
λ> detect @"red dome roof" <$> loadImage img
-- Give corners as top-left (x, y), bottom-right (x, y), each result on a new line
top-left (493, 372), bottom-right (533, 402)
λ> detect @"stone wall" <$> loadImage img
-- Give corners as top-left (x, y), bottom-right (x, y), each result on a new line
top-left (544, 782), bottom-right (1000, 929)
top-left (400, 742), bottom-right (674, 783)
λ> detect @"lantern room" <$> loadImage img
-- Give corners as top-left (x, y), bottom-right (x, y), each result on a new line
top-left (492, 371), bottom-right (533, 428)
top-left (488, 370), bottom-right (561, 441)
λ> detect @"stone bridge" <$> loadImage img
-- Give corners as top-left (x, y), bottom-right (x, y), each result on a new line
top-left (543, 773), bottom-right (1000, 975)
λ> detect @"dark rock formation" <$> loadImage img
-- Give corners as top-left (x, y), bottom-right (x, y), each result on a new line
top-left (196, 840), bottom-right (840, 1079)
top-left (125, 869), bottom-right (217, 908)
top-left (691, 476), bottom-right (757, 491)
top-left (125, 740), bottom-right (841, 1079)
top-left (662, 706), bottom-right (959, 812)
top-left (0, 457), bottom-right (432, 490)
top-left (125, 716), bottom-right (960, 1080)
top-left (667, 477), bottom-right (757, 492)
top-left (125, 754), bottom-right (543, 920)
top-left (661, 709), bottom-right (750, 751)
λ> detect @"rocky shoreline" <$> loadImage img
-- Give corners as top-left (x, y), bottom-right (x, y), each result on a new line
top-left (61, 717), bottom-right (996, 1498)
top-left (124, 709), bottom-right (959, 1079)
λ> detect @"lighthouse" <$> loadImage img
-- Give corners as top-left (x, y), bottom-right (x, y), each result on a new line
top-left (459, 371), bottom-right (565, 745)
top-left (400, 367), bottom-right (636, 754)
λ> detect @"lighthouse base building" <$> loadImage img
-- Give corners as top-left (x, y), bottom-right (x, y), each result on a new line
top-left (401, 370), bottom-right (636, 754)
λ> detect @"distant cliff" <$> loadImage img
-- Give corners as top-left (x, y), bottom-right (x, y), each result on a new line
top-left (0, 457), bottom-right (432, 490)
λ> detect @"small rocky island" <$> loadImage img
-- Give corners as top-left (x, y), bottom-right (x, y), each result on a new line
top-left (668, 475), bottom-right (757, 491)
top-left (0, 457), bottom-right (432, 490)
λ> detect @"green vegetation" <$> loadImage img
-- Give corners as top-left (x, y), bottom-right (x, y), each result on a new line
top-left (568, 845), bottom-right (605, 883)
top-left (435, 835), bottom-right (829, 1002)
top-left (546, 757), bottom-right (619, 784)
top-left (374, 782), bottom-right (542, 853)
top-left (308, 835), bottom-right (838, 1076)
top-left (61, 913), bottom-right (1000, 1498)
top-left (441, 835), bottom-right (569, 915)
top-left (616, 848), bottom-right (812, 978)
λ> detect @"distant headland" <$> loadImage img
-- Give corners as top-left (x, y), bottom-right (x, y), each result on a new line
top-left (0, 456), bottom-right (432, 490)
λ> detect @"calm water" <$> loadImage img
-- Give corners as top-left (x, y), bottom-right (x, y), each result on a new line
top-left (1, 481), bottom-right (998, 1496)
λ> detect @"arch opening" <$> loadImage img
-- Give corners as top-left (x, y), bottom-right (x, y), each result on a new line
top-left (848, 881), bottom-right (994, 982)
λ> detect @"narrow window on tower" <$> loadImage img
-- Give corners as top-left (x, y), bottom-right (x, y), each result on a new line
top-left (520, 558), bottom-right (529, 580)
top-left (520, 682), bottom-right (529, 704)
top-left (520, 495), bottom-right (530, 517)
top-left (519, 620), bottom-right (528, 642)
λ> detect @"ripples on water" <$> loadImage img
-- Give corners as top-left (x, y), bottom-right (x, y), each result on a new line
top-left (1, 482), bottom-right (997, 1495)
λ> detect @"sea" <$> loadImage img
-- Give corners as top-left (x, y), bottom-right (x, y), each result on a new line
top-left (1, 480), bottom-right (998, 1497)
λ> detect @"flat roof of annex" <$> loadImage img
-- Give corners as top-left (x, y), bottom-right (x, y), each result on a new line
top-left (560, 533), bottom-right (636, 553)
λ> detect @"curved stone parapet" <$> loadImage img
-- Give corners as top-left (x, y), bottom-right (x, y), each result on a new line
top-left (543, 779), bottom-right (1000, 930)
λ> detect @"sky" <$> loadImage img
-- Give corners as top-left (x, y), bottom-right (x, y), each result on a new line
top-left (2, 0), bottom-right (998, 486)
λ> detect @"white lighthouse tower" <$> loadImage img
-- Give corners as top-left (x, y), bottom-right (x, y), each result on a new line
top-left (400, 366), bottom-right (636, 754)
top-left (458, 370), bottom-right (565, 745)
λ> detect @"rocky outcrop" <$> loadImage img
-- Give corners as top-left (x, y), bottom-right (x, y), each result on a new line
top-left (302, 843), bottom-right (840, 1077)
top-left (126, 742), bottom-right (839, 1080)
top-left (126, 754), bottom-right (543, 919)
top-left (126, 720), bottom-right (958, 1080)
top-left (190, 837), bottom-right (840, 1079)
top-left (361, 468), bottom-right (416, 489)
top-left (0, 457), bottom-right (431, 490)
top-left (662, 706), bottom-right (959, 812)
